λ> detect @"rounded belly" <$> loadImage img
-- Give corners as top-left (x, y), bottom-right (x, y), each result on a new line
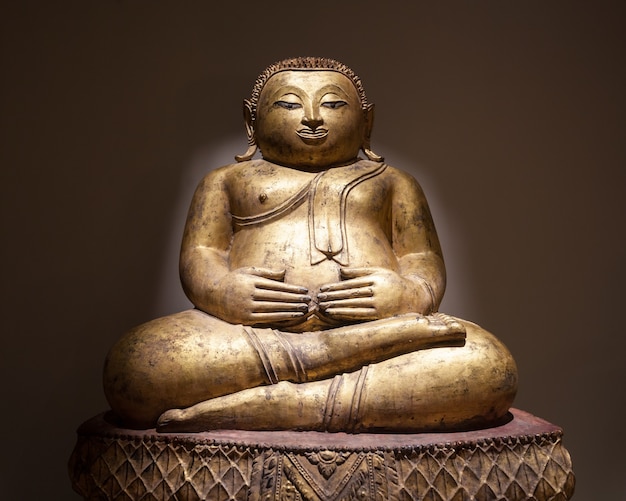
top-left (230, 228), bottom-right (342, 292)
top-left (231, 221), bottom-right (397, 276)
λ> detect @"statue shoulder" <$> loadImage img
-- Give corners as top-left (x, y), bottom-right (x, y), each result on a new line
top-left (198, 162), bottom-right (237, 185)
top-left (376, 163), bottom-right (427, 197)
top-left (193, 160), bottom-right (258, 196)
top-left (198, 159), bottom-right (271, 185)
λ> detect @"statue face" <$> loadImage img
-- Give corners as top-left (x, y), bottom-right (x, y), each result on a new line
top-left (254, 70), bottom-right (367, 169)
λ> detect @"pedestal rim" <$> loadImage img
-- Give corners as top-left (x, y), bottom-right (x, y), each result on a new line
top-left (76, 407), bottom-right (562, 453)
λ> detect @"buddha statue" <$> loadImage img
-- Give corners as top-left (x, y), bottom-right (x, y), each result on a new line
top-left (103, 57), bottom-right (517, 433)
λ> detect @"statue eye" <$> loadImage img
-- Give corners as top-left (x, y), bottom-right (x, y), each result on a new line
top-left (321, 101), bottom-right (347, 109)
top-left (275, 101), bottom-right (302, 110)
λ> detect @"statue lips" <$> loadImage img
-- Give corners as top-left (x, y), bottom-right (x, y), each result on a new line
top-left (297, 127), bottom-right (329, 145)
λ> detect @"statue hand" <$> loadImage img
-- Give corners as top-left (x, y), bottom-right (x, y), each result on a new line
top-left (215, 267), bottom-right (310, 325)
top-left (318, 267), bottom-right (416, 321)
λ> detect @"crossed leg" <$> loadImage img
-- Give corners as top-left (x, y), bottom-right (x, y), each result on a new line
top-left (104, 309), bottom-right (508, 431)
top-left (156, 319), bottom-right (517, 433)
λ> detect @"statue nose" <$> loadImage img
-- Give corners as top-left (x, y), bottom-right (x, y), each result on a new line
top-left (301, 115), bottom-right (323, 130)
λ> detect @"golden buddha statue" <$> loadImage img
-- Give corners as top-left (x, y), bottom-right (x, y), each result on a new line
top-left (103, 57), bottom-right (517, 433)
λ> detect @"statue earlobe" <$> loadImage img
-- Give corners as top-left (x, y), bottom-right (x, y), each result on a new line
top-left (235, 99), bottom-right (258, 162)
top-left (362, 104), bottom-right (384, 162)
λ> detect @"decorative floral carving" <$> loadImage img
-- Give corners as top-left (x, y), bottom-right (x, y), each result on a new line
top-left (304, 450), bottom-right (352, 479)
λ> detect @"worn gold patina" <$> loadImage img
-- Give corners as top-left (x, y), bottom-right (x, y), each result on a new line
top-left (103, 57), bottom-right (517, 433)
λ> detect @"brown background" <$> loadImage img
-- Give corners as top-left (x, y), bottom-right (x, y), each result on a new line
top-left (1, 1), bottom-right (624, 499)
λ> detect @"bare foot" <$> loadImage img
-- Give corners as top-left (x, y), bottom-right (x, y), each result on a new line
top-left (156, 408), bottom-right (189, 432)
top-left (423, 312), bottom-right (466, 335)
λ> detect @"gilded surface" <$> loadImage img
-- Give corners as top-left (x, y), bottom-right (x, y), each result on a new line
top-left (102, 57), bottom-right (518, 433)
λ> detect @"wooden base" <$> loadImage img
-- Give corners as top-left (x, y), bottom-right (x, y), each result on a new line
top-left (69, 408), bottom-right (575, 500)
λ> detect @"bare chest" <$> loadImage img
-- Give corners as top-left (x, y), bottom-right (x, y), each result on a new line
top-left (227, 162), bottom-right (390, 225)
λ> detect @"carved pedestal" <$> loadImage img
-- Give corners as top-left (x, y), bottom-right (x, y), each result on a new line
top-left (69, 408), bottom-right (574, 500)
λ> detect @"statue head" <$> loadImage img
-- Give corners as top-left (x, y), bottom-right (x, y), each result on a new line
top-left (236, 57), bottom-right (382, 167)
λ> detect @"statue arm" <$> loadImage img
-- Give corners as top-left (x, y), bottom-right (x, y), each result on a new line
top-left (392, 169), bottom-right (446, 313)
top-left (179, 168), bottom-right (233, 314)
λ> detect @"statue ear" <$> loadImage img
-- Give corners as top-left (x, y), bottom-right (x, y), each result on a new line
top-left (362, 104), bottom-right (384, 162)
top-left (235, 99), bottom-right (258, 162)
top-left (243, 99), bottom-right (254, 141)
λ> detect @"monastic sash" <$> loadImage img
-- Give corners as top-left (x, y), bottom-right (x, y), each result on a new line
top-left (308, 162), bottom-right (387, 265)
top-left (231, 172), bottom-right (323, 227)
